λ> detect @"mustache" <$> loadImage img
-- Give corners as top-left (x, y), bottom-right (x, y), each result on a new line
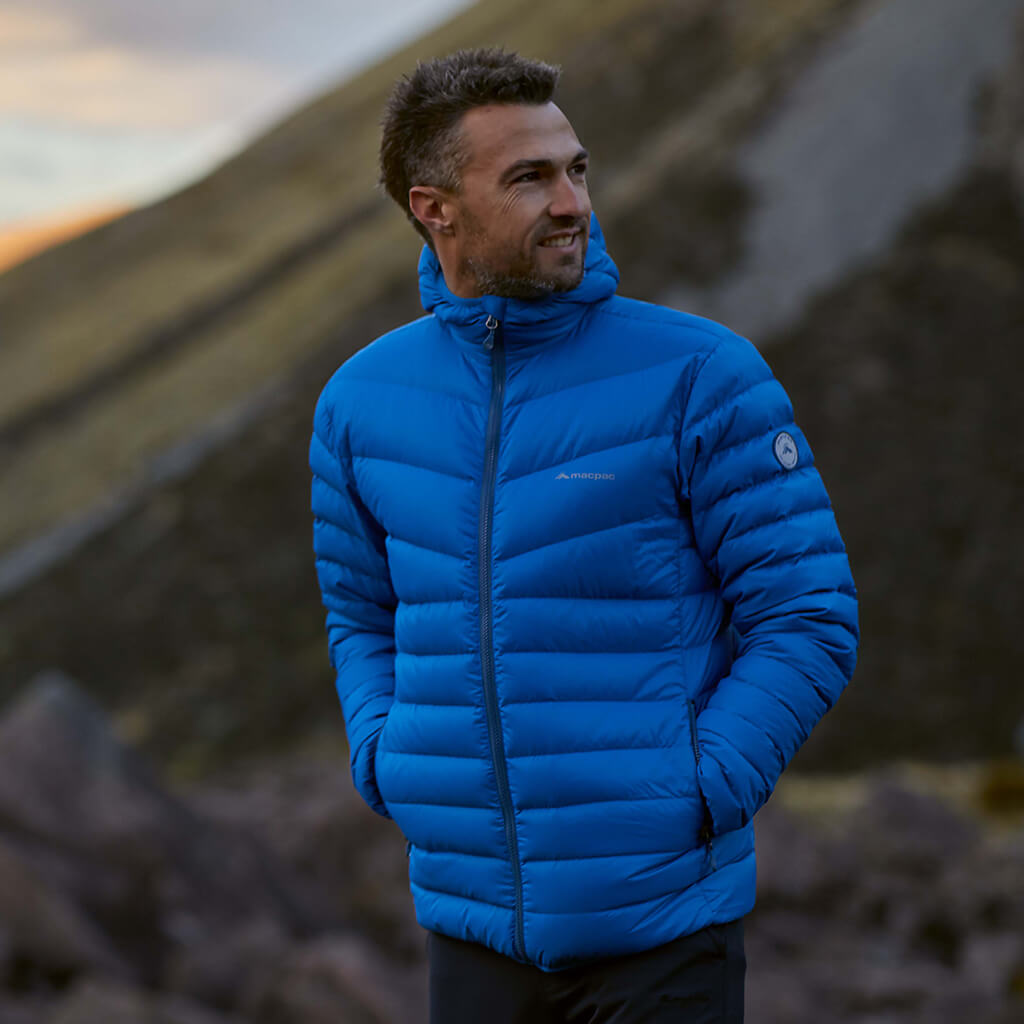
top-left (534, 217), bottom-right (588, 240)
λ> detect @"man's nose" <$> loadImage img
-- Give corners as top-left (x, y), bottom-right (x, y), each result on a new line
top-left (548, 173), bottom-right (589, 219)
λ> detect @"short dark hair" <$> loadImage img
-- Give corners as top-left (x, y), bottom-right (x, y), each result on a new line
top-left (379, 48), bottom-right (561, 246)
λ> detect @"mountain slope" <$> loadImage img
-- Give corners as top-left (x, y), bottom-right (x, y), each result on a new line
top-left (1, 0), bottom-right (1022, 775)
top-left (0, 0), bottom-right (858, 561)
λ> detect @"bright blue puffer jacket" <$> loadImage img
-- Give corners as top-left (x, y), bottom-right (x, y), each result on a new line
top-left (310, 215), bottom-right (858, 971)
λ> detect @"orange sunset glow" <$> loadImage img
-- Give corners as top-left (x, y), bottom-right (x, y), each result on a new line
top-left (0, 204), bottom-right (130, 273)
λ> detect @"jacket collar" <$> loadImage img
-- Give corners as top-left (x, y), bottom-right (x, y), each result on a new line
top-left (417, 213), bottom-right (619, 351)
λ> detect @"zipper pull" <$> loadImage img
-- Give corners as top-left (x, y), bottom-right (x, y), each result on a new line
top-left (484, 315), bottom-right (500, 351)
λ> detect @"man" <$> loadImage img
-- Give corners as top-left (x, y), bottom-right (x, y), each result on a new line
top-left (310, 48), bottom-right (858, 1023)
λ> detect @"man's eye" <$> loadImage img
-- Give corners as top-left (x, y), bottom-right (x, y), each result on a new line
top-left (515, 171), bottom-right (540, 183)
top-left (572, 163), bottom-right (588, 176)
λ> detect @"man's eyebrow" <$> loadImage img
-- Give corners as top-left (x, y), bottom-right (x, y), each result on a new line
top-left (500, 149), bottom-right (589, 181)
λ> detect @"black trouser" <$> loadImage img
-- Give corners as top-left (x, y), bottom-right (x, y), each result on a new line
top-left (428, 919), bottom-right (745, 1023)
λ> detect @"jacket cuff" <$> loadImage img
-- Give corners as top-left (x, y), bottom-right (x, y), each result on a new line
top-left (352, 726), bottom-right (392, 820)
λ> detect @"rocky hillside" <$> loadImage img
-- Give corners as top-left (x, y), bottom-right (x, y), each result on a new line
top-left (0, 0), bottom-right (1023, 777)
top-left (0, 675), bottom-right (1021, 1023)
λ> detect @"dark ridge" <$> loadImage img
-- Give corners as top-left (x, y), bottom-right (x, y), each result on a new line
top-left (777, 166), bottom-right (1024, 769)
top-left (0, 275), bottom-right (422, 776)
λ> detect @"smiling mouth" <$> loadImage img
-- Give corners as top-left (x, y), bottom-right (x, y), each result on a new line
top-left (539, 232), bottom-right (579, 248)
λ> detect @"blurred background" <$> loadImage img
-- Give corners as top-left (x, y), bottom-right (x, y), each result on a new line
top-left (1, 0), bottom-right (1023, 1021)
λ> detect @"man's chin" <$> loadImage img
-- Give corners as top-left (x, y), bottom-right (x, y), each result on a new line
top-left (548, 257), bottom-right (586, 293)
top-left (470, 265), bottom-right (584, 300)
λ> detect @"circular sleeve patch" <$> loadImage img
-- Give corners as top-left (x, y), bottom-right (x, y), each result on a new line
top-left (773, 431), bottom-right (799, 470)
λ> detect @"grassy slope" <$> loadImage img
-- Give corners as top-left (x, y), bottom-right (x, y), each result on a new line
top-left (0, 0), bottom-right (631, 552)
top-left (0, 0), bottom-right (852, 556)
top-left (0, 0), bottom-right (894, 778)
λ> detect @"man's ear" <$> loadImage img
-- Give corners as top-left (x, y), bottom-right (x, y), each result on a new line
top-left (409, 186), bottom-right (455, 237)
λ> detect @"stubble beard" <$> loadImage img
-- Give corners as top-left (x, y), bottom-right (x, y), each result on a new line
top-left (459, 217), bottom-right (587, 300)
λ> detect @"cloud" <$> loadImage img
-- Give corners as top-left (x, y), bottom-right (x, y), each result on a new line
top-left (0, 9), bottom-right (285, 130)
top-left (0, 0), bottom-right (474, 224)
top-left (0, 6), bottom-right (78, 45)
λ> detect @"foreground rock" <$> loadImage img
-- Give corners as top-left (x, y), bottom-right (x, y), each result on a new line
top-left (748, 780), bottom-right (1024, 1023)
top-left (241, 936), bottom-right (427, 1024)
top-left (0, 673), bottom-right (1021, 1022)
top-left (0, 674), bottom-right (417, 1022)
top-left (47, 980), bottom-right (238, 1024)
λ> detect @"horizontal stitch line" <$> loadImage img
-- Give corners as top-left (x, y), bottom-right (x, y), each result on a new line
top-left (499, 648), bottom-right (679, 656)
top-left (388, 798), bottom-right (493, 811)
top-left (500, 595), bottom-right (673, 603)
top-left (354, 452), bottom-right (474, 484)
top-left (523, 884), bottom-right (705, 917)
top-left (704, 725), bottom-right (771, 790)
top-left (409, 882), bottom-right (513, 913)
top-left (414, 848), bottom-right (507, 862)
top-left (385, 750), bottom-right (483, 761)
top-left (387, 534), bottom-right (462, 560)
top-left (704, 464), bottom-right (815, 506)
top-left (722, 678), bottom-right (804, 736)
top-left (690, 378), bottom-right (773, 434)
top-left (395, 650), bottom-right (474, 658)
top-left (502, 697), bottom-right (678, 706)
top-left (724, 504), bottom-right (833, 546)
top-left (597, 305), bottom-right (729, 342)
top-left (312, 513), bottom-right (366, 549)
top-left (711, 699), bottom-right (789, 764)
top-left (515, 355), bottom-right (690, 408)
top-left (315, 555), bottom-right (393, 591)
top-left (733, 547), bottom-right (847, 576)
top-left (503, 513), bottom-right (661, 562)
top-left (389, 700), bottom-right (477, 709)
top-left (342, 372), bottom-right (487, 408)
top-left (523, 847), bottom-right (688, 864)
top-left (506, 745), bottom-right (668, 759)
top-left (310, 467), bottom-right (347, 494)
top-left (499, 637), bottom-right (713, 654)
top-left (521, 795), bottom-right (689, 812)
top-left (707, 419), bottom-right (797, 462)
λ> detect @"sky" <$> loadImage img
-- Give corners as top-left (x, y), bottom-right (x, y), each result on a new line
top-left (0, 0), bottom-right (474, 229)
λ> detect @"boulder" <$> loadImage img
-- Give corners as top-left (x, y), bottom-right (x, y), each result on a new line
top-left (0, 835), bottom-right (129, 981)
top-left (240, 935), bottom-right (427, 1024)
top-left (188, 754), bottom-right (419, 960)
top-left (0, 996), bottom-right (51, 1024)
top-left (163, 916), bottom-right (291, 1010)
top-left (753, 802), bottom-right (854, 912)
top-left (46, 979), bottom-right (237, 1024)
top-left (0, 674), bottom-right (329, 987)
top-left (841, 781), bottom-right (979, 877)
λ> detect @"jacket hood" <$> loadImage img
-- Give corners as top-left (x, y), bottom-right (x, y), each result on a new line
top-left (417, 212), bottom-right (619, 348)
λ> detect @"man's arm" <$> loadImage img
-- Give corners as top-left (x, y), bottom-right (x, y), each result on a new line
top-left (679, 333), bottom-right (859, 836)
top-left (310, 386), bottom-right (397, 818)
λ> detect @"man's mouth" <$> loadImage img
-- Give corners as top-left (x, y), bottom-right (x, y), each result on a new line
top-left (539, 231), bottom-right (580, 248)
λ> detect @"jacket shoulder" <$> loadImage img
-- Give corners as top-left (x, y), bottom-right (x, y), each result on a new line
top-left (597, 295), bottom-right (740, 357)
top-left (324, 315), bottom-right (436, 388)
top-left (315, 314), bottom-right (439, 412)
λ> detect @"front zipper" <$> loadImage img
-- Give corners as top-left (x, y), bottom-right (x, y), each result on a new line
top-left (479, 315), bottom-right (526, 961)
top-left (687, 699), bottom-right (718, 871)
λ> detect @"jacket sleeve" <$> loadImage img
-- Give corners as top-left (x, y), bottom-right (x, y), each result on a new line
top-left (310, 384), bottom-right (397, 818)
top-left (678, 333), bottom-right (859, 835)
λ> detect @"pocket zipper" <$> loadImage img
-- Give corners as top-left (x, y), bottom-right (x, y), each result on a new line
top-left (687, 699), bottom-right (718, 871)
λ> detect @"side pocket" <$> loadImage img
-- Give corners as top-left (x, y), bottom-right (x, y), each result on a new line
top-left (372, 704), bottom-right (396, 805)
top-left (687, 699), bottom-right (718, 872)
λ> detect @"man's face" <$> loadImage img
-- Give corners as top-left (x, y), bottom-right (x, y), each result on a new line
top-left (444, 103), bottom-right (591, 299)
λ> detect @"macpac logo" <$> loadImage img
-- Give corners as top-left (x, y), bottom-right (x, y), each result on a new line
top-left (555, 471), bottom-right (616, 480)
top-left (772, 431), bottom-right (799, 471)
